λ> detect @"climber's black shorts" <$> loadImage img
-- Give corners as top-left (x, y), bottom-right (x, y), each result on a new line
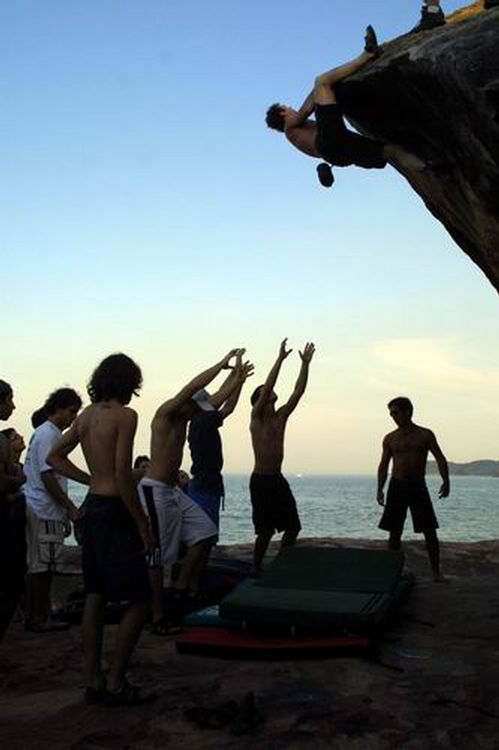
top-left (378, 478), bottom-right (439, 535)
top-left (315, 104), bottom-right (387, 169)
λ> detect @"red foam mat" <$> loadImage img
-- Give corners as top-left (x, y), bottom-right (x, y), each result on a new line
top-left (176, 627), bottom-right (371, 658)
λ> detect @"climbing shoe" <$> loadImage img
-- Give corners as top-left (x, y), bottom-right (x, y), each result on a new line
top-left (317, 162), bottom-right (334, 188)
top-left (364, 25), bottom-right (380, 56)
top-left (410, 6), bottom-right (446, 33)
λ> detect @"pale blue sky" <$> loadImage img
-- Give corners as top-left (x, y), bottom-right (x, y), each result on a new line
top-left (2, 1), bottom-right (498, 473)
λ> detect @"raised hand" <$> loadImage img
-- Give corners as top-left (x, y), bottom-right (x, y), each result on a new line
top-left (299, 342), bottom-right (315, 364)
top-left (239, 360), bottom-right (255, 382)
top-left (279, 338), bottom-right (292, 360)
top-left (221, 348), bottom-right (243, 369)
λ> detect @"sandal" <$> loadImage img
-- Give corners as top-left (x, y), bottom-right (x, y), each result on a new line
top-left (230, 692), bottom-right (265, 736)
top-left (151, 618), bottom-right (183, 636)
top-left (183, 701), bottom-right (239, 729)
top-left (104, 680), bottom-right (157, 707)
top-left (84, 677), bottom-right (107, 705)
top-left (364, 25), bottom-right (381, 57)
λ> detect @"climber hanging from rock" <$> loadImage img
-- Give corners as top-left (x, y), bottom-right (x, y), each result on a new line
top-left (265, 26), bottom-right (436, 188)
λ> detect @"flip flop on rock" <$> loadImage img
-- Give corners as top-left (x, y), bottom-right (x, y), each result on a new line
top-left (364, 25), bottom-right (381, 57)
top-left (151, 618), bottom-right (183, 636)
top-left (104, 680), bottom-right (157, 707)
top-left (183, 701), bottom-right (239, 729)
top-left (84, 677), bottom-right (107, 705)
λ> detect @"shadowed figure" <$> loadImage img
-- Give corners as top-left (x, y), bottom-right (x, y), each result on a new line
top-left (249, 339), bottom-right (315, 575)
top-left (376, 396), bottom-right (450, 582)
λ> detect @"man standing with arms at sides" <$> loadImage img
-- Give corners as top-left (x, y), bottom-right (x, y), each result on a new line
top-left (188, 350), bottom-right (254, 531)
top-left (23, 387), bottom-right (84, 633)
top-left (377, 396), bottom-right (450, 582)
top-left (48, 354), bottom-right (154, 706)
top-left (138, 349), bottom-right (241, 633)
top-left (249, 339), bottom-right (315, 575)
top-left (0, 380), bottom-right (26, 641)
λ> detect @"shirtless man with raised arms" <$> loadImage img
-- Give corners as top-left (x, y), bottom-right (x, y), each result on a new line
top-left (249, 339), bottom-right (315, 574)
top-left (377, 396), bottom-right (450, 581)
top-left (138, 348), bottom-right (243, 630)
top-left (48, 354), bottom-right (154, 706)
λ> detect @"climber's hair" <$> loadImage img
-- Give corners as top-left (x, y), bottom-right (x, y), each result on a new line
top-left (265, 103), bottom-right (286, 132)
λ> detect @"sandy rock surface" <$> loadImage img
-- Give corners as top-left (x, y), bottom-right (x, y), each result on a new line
top-left (1, 538), bottom-right (499, 749)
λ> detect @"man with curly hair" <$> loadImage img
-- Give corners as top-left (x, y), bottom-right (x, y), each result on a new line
top-left (48, 353), bottom-right (155, 706)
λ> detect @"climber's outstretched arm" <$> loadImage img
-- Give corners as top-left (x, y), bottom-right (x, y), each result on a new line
top-left (294, 90), bottom-right (315, 126)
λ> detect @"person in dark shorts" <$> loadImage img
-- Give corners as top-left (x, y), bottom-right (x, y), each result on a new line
top-left (249, 339), bottom-right (315, 575)
top-left (48, 354), bottom-right (155, 706)
top-left (82, 495), bottom-right (149, 605)
top-left (265, 26), bottom-right (427, 188)
top-left (250, 473), bottom-right (301, 541)
top-left (376, 396), bottom-right (450, 581)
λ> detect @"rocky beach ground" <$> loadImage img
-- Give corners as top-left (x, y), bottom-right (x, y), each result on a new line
top-left (1, 537), bottom-right (499, 749)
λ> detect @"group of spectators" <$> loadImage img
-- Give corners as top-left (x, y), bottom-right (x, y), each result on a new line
top-left (1, 338), bottom-right (450, 706)
top-left (0, 342), bottom-right (314, 705)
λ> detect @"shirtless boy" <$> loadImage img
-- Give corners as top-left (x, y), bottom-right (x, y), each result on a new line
top-left (249, 339), bottom-right (315, 574)
top-left (48, 354), bottom-right (154, 706)
top-left (138, 349), bottom-right (241, 633)
top-left (0, 380), bottom-right (26, 641)
top-left (376, 396), bottom-right (450, 581)
top-left (265, 27), bottom-right (426, 188)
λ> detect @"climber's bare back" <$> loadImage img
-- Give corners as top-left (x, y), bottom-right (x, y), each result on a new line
top-left (285, 121), bottom-right (320, 158)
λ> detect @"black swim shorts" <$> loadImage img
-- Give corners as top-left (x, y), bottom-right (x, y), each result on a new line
top-left (378, 478), bottom-right (439, 535)
top-left (315, 103), bottom-right (387, 169)
top-left (81, 494), bottom-right (149, 604)
top-left (249, 473), bottom-right (302, 536)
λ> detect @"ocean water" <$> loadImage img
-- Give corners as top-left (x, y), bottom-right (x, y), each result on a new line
top-left (68, 474), bottom-right (499, 545)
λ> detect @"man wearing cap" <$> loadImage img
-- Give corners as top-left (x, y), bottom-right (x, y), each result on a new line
top-left (188, 351), bottom-right (254, 531)
top-left (137, 349), bottom-right (242, 632)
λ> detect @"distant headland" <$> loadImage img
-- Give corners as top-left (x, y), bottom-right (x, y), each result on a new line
top-left (427, 460), bottom-right (499, 477)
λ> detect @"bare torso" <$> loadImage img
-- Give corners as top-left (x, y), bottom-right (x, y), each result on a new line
top-left (386, 425), bottom-right (434, 481)
top-left (147, 405), bottom-right (188, 485)
top-left (77, 402), bottom-right (135, 496)
top-left (285, 122), bottom-right (320, 158)
top-left (250, 408), bottom-right (287, 474)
